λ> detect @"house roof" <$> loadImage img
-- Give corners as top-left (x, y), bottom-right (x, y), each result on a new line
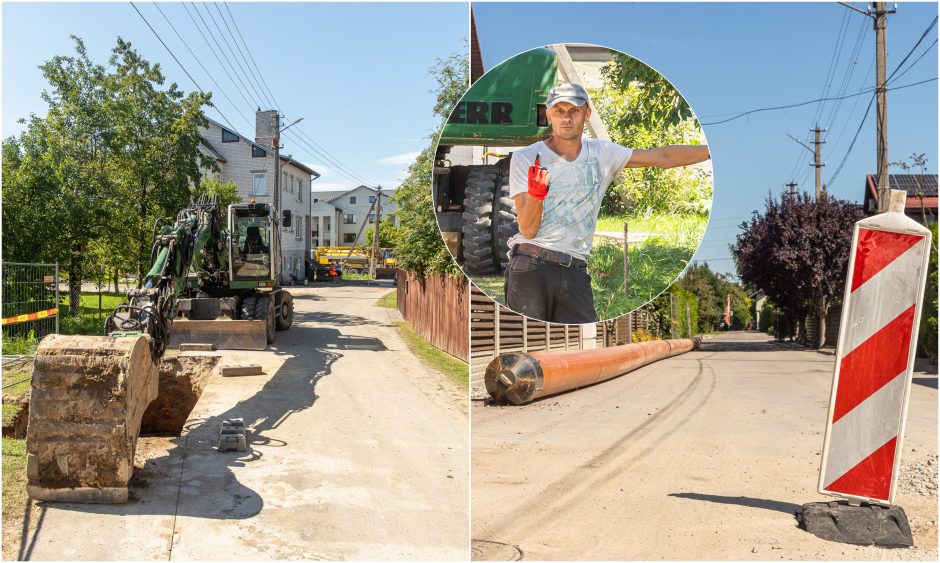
top-left (204, 116), bottom-right (318, 177)
top-left (199, 138), bottom-right (226, 163)
top-left (864, 174), bottom-right (938, 213)
top-left (311, 190), bottom-right (348, 203)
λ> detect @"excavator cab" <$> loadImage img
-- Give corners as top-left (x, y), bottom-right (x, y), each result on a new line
top-left (230, 205), bottom-right (273, 280)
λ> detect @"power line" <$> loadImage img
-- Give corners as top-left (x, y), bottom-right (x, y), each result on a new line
top-left (702, 77), bottom-right (934, 126)
top-left (222, 2), bottom-right (282, 110)
top-left (212, 2), bottom-right (276, 111)
top-left (181, 2), bottom-right (257, 113)
top-left (129, 1), bottom-right (240, 134)
top-left (189, 2), bottom-right (263, 110)
top-left (205, 2), bottom-right (271, 109)
top-left (151, 3), bottom-right (252, 131)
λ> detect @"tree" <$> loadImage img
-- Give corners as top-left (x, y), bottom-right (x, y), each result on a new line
top-left (194, 175), bottom-right (242, 210)
top-left (364, 217), bottom-right (402, 248)
top-left (392, 48), bottom-right (468, 277)
top-left (105, 38), bottom-right (212, 280)
top-left (2, 37), bottom-right (213, 312)
top-left (677, 263), bottom-right (750, 332)
top-left (590, 53), bottom-right (711, 216)
top-left (2, 37), bottom-right (115, 314)
top-left (733, 192), bottom-right (865, 348)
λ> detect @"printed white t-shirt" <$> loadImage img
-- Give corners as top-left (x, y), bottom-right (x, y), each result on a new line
top-left (507, 138), bottom-right (633, 261)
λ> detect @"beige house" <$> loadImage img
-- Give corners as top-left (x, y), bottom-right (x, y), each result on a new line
top-left (200, 112), bottom-right (320, 283)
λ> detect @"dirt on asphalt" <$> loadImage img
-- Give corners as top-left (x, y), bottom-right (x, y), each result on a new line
top-left (471, 331), bottom-right (938, 560)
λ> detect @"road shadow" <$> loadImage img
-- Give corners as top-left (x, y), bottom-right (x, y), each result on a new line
top-left (913, 377), bottom-right (938, 389)
top-left (668, 492), bottom-right (800, 516)
top-left (698, 337), bottom-right (788, 353)
top-left (18, 291), bottom-right (387, 559)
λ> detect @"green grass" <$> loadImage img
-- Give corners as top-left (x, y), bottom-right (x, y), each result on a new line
top-left (590, 213), bottom-right (707, 320)
top-left (1, 335), bottom-right (39, 356)
top-left (58, 292), bottom-right (126, 336)
top-left (375, 290), bottom-right (397, 309)
top-left (471, 276), bottom-right (505, 304)
top-left (466, 214), bottom-right (707, 320)
top-left (2, 435), bottom-right (29, 560)
top-left (394, 321), bottom-right (468, 390)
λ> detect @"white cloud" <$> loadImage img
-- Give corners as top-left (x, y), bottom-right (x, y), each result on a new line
top-left (376, 151), bottom-right (421, 166)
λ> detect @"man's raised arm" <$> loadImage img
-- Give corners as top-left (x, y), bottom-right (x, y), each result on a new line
top-left (626, 145), bottom-right (710, 169)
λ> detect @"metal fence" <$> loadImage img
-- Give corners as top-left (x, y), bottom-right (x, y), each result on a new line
top-left (1, 262), bottom-right (59, 341)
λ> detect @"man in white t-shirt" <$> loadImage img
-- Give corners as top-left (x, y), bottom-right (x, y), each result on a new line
top-left (505, 83), bottom-right (710, 324)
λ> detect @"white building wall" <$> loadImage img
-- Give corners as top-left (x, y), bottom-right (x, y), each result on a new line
top-left (201, 121), bottom-right (314, 284)
top-left (332, 185), bottom-right (398, 246)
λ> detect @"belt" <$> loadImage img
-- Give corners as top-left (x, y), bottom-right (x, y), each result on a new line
top-left (512, 243), bottom-right (587, 269)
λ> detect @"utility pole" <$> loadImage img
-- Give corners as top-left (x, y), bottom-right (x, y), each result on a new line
top-left (272, 112), bottom-right (281, 285)
top-left (811, 126), bottom-right (827, 199)
top-left (838, 1), bottom-right (895, 210)
top-left (370, 186), bottom-right (382, 278)
top-left (872, 2), bottom-right (894, 211)
top-left (786, 181), bottom-right (798, 198)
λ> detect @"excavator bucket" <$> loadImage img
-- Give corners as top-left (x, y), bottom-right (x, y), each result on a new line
top-left (26, 334), bottom-right (158, 503)
top-left (167, 319), bottom-right (268, 350)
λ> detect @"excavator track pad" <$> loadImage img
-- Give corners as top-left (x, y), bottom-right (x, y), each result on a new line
top-left (26, 334), bottom-right (158, 503)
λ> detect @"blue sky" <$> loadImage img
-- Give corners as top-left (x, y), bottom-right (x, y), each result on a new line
top-left (473, 2), bottom-right (938, 277)
top-left (2, 2), bottom-right (468, 193)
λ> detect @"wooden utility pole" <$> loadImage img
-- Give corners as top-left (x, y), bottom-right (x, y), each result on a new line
top-left (370, 186), bottom-right (382, 278)
top-left (872, 2), bottom-right (894, 211)
top-left (811, 126), bottom-right (826, 199)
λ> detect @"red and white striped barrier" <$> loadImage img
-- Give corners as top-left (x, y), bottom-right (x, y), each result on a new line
top-left (819, 190), bottom-right (933, 505)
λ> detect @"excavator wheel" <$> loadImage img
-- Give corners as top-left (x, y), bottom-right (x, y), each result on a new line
top-left (240, 296), bottom-right (258, 320)
top-left (26, 334), bottom-right (158, 503)
top-left (461, 165), bottom-right (518, 275)
top-left (276, 292), bottom-right (293, 331)
top-left (255, 296), bottom-right (275, 344)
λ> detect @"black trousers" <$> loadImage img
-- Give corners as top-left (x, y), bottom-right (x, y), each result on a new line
top-left (504, 249), bottom-right (598, 324)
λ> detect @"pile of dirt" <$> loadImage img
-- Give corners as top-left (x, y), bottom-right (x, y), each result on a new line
top-left (2, 396), bottom-right (29, 438)
top-left (898, 453), bottom-right (938, 498)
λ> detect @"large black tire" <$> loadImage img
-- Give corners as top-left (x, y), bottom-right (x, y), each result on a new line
top-left (240, 296), bottom-right (258, 320)
top-left (255, 296), bottom-right (274, 344)
top-left (276, 292), bottom-right (293, 331)
top-left (461, 166), bottom-right (519, 275)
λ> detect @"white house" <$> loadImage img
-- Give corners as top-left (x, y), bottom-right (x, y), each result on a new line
top-left (311, 185), bottom-right (397, 248)
top-left (200, 111), bottom-right (320, 283)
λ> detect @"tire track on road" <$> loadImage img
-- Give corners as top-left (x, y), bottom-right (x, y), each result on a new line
top-left (475, 355), bottom-right (718, 548)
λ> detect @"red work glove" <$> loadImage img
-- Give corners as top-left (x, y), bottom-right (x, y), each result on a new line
top-left (527, 153), bottom-right (549, 200)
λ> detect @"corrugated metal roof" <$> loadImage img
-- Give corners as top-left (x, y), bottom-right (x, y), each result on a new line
top-left (311, 190), bottom-right (348, 203)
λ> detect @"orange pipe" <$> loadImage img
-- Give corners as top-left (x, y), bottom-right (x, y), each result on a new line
top-left (485, 338), bottom-right (701, 405)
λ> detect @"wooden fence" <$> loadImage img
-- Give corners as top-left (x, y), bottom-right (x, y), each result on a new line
top-left (396, 269), bottom-right (469, 362)
top-left (470, 286), bottom-right (654, 383)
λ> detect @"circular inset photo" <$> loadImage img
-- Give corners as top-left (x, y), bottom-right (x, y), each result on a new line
top-left (433, 44), bottom-right (713, 324)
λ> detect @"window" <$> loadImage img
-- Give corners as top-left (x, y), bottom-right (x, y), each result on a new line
top-left (252, 145), bottom-right (266, 158)
top-left (350, 196), bottom-right (357, 204)
top-left (369, 195), bottom-right (376, 203)
top-left (343, 233), bottom-right (356, 243)
top-left (343, 214), bottom-right (355, 225)
top-left (282, 172), bottom-right (288, 191)
top-left (368, 214), bottom-right (376, 224)
top-left (289, 175), bottom-right (295, 193)
top-left (221, 128), bottom-right (238, 143)
top-left (252, 173), bottom-right (266, 196)
top-left (295, 216), bottom-right (303, 240)
top-left (297, 179), bottom-right (303, 202)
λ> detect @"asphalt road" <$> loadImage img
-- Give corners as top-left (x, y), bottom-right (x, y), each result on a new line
top-left (18, 285), bottom-right (468, 560)
top-left (471, 331), bottom-right (938, 560)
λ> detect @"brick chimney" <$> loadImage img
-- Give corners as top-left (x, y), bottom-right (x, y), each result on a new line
top-left (255, 109), bottom-right (277, 149)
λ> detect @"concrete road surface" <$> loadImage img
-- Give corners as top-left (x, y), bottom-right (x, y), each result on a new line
top-left (17, 285), bottom-right (468, 560)
top-left (471, 331), bottom-right (937, 560)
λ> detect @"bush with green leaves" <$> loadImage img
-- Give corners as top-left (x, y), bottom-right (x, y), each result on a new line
top-left (590, 53), bottom-right (711, 217)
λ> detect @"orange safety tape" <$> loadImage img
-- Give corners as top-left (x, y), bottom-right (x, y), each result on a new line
top-left (1, 307), bottom-right (59, 326)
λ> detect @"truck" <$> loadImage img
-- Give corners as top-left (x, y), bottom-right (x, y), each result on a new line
top-left (26, 195), bottom-right (295, 502)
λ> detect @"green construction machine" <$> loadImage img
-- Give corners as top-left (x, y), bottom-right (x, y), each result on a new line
top-left (26, 195), bottom-right (295, 502)
top-left (433, 47), bottom-right (556, 275)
